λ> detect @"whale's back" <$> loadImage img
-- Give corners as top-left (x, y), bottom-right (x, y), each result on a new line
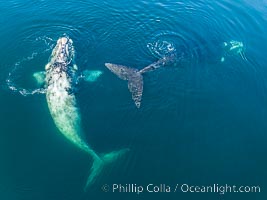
top-left (46, 68), bottom-right (88, 150)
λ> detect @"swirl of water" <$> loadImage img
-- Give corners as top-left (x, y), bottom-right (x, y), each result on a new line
top-left (147, 40), bottom-right (176, 59)
top-left (146, 30), bottom-right (202, 67)
top-left (5, 36), bottom-right (53, 96)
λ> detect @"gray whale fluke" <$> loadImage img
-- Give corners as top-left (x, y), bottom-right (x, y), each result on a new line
top-left (105, 63), bottom-right (143, 108)
top-left (105, 53), bottom-right (176, 108)
top-left (105, 39), bottom-right (247, 108)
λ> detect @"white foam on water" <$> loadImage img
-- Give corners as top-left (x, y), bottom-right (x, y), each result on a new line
top-left (6, 36), bottom-right (54, 96)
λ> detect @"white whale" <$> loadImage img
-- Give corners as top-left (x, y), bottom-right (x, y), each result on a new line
top-left (36, 36), bottom-right (128, 190)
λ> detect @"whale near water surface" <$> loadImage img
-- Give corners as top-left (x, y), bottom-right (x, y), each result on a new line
top-left (37, 36), bottom-right (128, 190)
top-left (6, 35), bottom-right (246, 189)
top-left (105, 39), bottom-right (246, 108)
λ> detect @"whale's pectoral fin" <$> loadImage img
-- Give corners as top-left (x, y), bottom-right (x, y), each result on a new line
top-left (105, 63), bottom-right (144, 108)
top-left (82, 70), bottom-right (103, 82)
top-left (33, 71), bottom-right (46, 86)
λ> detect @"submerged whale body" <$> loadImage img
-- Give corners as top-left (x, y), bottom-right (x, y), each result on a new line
top-left (45, 36), bottom-right (128, 190)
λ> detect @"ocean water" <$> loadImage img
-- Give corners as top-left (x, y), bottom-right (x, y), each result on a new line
top-left (0, 0), bottom-right (267, 199)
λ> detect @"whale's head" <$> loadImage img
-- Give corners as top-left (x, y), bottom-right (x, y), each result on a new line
top-left (50, 36), bottom-right (74, 65)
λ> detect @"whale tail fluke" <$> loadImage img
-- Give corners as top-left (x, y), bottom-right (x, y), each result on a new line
top-left (84, 148), bottom-right (129, 191)
top-left (105, 63), bottom-right (143, 108)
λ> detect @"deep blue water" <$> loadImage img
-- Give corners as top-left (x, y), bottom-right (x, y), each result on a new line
top-left (0, 0), bottom-right (267, 200)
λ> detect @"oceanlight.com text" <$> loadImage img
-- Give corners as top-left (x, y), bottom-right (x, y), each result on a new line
top-left (101, 183), bottom-right (261, 195)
